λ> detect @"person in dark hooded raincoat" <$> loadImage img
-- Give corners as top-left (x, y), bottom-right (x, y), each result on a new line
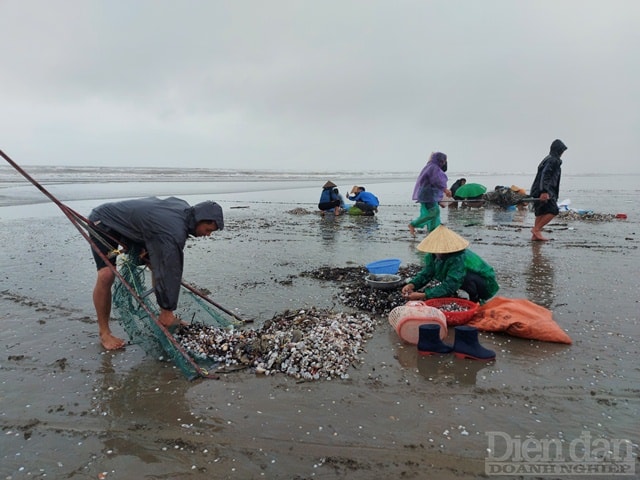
top-left (402, 225), bottom-right (499, 303)
top-left (409, 152), bottom-right (451, 236)
top-left (529, 139), bottom-right (568, 241)
top-left (88, 197), bottom-right (224, 350)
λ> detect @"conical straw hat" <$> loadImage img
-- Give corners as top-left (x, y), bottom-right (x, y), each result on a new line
top-left (323, 180), bottom-right (337, 189)
top-left (417, 225), bottom-right (470, 253)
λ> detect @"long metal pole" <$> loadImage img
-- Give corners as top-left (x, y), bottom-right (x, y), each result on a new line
top-left (181, 281), bottom-right (252, 323)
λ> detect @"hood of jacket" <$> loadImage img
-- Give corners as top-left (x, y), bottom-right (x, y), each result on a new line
top-left (412, 152), bottom-right (449, 202)
top-left (550, 139), bottom-right (567, 157)
top-left (189, 201), bottom-right (224, 233)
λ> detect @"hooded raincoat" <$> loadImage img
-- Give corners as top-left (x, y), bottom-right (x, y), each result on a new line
top-left (410, 152), bottom-right (449, 231)
top-left (412, 152), bottom-right (448, 203)
top-left (89, 197), bottom-right (223, 311)
top-left (530, 139), bottom-right (567, 201)
top-left (409, 249), bottom-right (499, 302)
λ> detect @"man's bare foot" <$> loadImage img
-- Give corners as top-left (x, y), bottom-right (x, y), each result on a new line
top-left (164, 319), bottom-right (189, 335)
top-left (101, 332), bottom-right (126, 350)
top-left (531, 228), bottom-right (549, 241)
top-left (408, 224), bottom-right (416, 236)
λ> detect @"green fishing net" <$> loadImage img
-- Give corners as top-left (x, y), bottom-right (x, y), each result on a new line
top-left (112, 251), bottom-right (239, 380)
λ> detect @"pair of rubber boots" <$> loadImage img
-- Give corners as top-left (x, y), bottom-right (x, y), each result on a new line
top-left (417, 324), bottom-right (496, 360)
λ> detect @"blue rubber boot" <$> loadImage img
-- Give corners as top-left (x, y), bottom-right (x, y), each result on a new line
top-left (453, 326), bottom-right (496, 360)
top-left (417, 324), bottom-right (453, 355)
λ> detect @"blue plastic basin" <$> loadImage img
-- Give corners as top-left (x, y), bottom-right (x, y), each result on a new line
top-left (366, 258), bottom-right (401, 274)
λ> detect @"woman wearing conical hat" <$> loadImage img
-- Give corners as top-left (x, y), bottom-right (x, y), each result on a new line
top-left (401, 225), bottom-right (499, 303)
top-left (318, 181), bottom-right (344, 216)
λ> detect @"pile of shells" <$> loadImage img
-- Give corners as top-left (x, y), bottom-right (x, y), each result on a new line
top-left (558, 211), bottom-right (618, 222)
top-left (286, 207), bottom-right (314, 215)
top-left (302, 264), bottom-right (423, 315)
top-left (174, 307), bottom-right (377, 380)
top-left (338, 286), bottom-right (406, 315)
top-left (301, 265), bottom-right (368, 282)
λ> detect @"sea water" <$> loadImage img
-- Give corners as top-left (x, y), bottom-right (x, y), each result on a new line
top-left (1, 165), bottom-right (638, 217)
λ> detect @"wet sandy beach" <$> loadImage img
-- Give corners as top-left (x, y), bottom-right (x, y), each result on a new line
top-left (1, 173), bottom-right (639, 479)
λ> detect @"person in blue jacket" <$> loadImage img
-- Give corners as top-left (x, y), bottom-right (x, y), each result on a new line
top-left (347, 186), bottom-right (379, 215)
top-left (318, 181), bottom-right (344, 216)
top-left (88, 197), bottom-right (224, 350)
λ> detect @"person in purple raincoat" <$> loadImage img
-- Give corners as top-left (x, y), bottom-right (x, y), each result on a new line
top-left (408, 152), bottom-right (451, 236)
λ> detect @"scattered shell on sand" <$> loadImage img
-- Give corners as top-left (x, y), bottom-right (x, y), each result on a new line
top-left (174, 308), bottom-right (377, 380)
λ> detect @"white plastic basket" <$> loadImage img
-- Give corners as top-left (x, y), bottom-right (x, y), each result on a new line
top-left (388, 301), bottom-right (448, 344)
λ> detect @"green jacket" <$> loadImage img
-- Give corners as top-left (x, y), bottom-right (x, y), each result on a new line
top-left (409, 249), bottom-right (499, 301)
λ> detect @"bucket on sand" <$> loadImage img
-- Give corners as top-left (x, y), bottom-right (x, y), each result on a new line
top-left (365, 274), bottom-right (404, 290)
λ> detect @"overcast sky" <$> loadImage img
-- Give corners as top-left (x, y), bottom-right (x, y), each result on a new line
top-left (1, 1), bottom-right (639, 174)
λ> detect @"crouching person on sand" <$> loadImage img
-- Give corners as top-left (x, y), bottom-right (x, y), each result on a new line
top-left (88, 197), bottom-right (224, 350)
top-left (318, 181), bottom-right (345, 216)
top-left (401, 225), bottom-right (499, 304)
top-left (347, 186), bottom-right (379, 215)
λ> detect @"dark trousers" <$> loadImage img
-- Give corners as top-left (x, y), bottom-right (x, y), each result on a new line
top-left (318, 200), bottom-right (341, 211)
top-left (461, 272), bottom-right (490, 302)
top-left (355, 202), bottom-right (377, 214)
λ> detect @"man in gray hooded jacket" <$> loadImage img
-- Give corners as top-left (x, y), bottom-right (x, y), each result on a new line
top-left (88, 197), bottom-right (224, 350)
top-left (530, 139), bottom-right (567, 241)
